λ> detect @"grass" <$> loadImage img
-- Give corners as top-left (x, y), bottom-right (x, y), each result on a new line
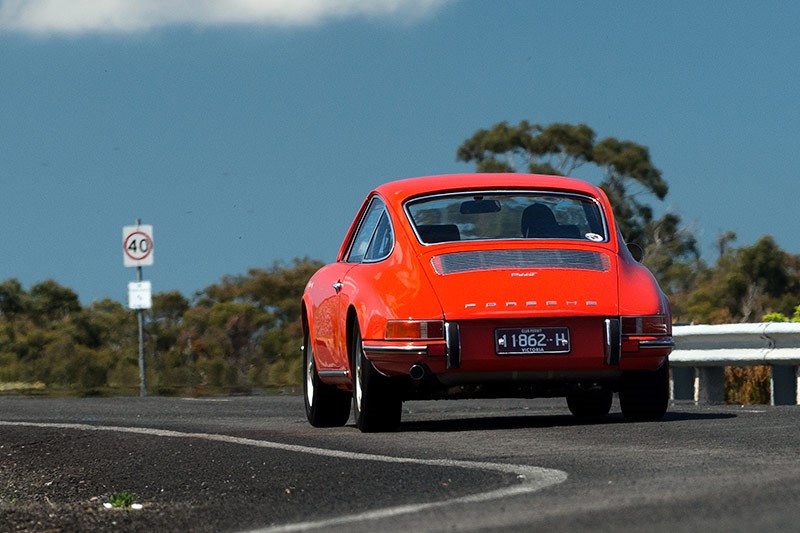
top-left (109, 492), bottom-right (137, 509)
top-left (0, 382), bottom-right (46, 392)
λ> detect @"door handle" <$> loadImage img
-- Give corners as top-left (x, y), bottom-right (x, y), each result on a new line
top-left (332, 281), bottom-right (343, 293)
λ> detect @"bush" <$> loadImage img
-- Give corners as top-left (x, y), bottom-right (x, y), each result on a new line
top-left (725, 366), bottom-right (771, 404)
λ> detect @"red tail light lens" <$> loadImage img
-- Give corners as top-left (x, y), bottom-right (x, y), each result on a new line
top-left (621, 315), bottom-right (669, 336)
top-left (385, 320), bottom-right (444, 340)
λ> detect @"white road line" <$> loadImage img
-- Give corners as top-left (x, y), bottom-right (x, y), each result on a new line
top-left (0, 421), bottom-right (568, 532)
top-left (179, 397), bottom-right (232, 402)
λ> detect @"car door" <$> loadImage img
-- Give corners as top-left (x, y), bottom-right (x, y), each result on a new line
top-left (309, 261), bottom-right (355, 372)
top-left (313, 197), bottom-right (389, 370)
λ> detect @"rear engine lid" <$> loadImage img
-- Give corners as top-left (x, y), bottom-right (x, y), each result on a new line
top-left (423, 247), bottom-right (620, 319)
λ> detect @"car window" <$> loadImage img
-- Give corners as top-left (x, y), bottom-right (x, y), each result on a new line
top-left (406, 191), bottom-right (607, 244)
top-left (364, 212), bottom-right (393, 262)
top-left (346, 198), bottom-right (386, 263)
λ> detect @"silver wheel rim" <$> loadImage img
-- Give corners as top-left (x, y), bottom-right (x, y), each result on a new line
top-left (305, 345), bottom-right (315, 407)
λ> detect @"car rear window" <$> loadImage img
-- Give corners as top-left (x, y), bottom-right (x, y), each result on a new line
top-left (406, 191), bottom-right (607, 244)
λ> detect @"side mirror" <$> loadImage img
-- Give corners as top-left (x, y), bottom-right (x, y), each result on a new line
top-left (626, 243), bottom-right (644, 262)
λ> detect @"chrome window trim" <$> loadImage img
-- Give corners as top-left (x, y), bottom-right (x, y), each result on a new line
top-left (403, 189), bottom-right (610, 246)
top-left (344, 196), bottom-right (395, 264)
top-left (362, 210), bottom-right (396, 264)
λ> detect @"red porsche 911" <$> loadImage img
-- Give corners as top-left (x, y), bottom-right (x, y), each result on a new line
top-left (301, 174), bottom-right (673, 432)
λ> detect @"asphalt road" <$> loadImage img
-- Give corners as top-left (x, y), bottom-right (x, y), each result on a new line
top-left (0, 395), bottom-right (798, 532)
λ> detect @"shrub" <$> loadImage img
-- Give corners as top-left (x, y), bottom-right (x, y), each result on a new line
top-left (725, 366), bottom-right (771, 404)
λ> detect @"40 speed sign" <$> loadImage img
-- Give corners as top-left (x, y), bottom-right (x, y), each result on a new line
top-left (123, 225), bottom-right (154, 267)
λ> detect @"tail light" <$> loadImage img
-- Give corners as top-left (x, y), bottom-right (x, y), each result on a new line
top-left (621, 315), bottom-right (669, 336)
top-left (385, 320), bottom-right (444, 340)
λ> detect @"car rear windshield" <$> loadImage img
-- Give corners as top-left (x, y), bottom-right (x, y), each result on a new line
top-left (405, 191), bottom-right (607, 244)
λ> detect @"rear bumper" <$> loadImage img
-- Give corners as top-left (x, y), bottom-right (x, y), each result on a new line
top-left (361, 317), bottom-right (671, 401)
top-left (364, 344), bottom-right (668, 375)
top-left (362, 325), bottom-right (671, 379)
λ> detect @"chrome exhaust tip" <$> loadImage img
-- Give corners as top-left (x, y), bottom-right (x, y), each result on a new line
top-left (409, 364), bottom-right (427, 381)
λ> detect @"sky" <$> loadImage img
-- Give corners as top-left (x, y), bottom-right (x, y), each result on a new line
top-left (2, 0), bottom-right (800, 304)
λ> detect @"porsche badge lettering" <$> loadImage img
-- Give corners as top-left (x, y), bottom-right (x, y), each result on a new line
top-left (464, 300), bottom-right (600, 310)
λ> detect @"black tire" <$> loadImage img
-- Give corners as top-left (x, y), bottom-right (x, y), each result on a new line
top-left (351, 324), bottom-right (402, 432)
top-left (619, 362), bottom-right (670, 422)
top-left (566, 389), bottom-right (613, 418)
top-left (303, 329), bottom-right (351, 427)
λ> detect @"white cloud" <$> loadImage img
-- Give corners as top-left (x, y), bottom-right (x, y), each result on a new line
top-left (0, 0), bottom-right (455, 35)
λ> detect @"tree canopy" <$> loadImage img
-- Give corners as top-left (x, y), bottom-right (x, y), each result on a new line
top-left (457, 121), bottom-right (671, 245)
top-left (0, 259), bottom-right (323, 394)
top-left (457, 120), bottom-right (702, 303)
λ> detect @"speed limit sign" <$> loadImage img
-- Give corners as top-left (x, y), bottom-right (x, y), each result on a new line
top-left (123, 225), bottom-right (154, 267)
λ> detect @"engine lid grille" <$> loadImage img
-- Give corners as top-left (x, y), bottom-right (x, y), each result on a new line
top-left (431, 249), bottom-right (610, 275)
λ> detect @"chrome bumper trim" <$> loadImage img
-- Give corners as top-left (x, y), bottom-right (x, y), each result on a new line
top-left (638, 338), bottom-right (675, 349)
top-left (446, 321), bottom-right (461, 369)
top-left (605, 318), bottom-right (621, 365)
top-left (318, 370), bottom-right (350, 378)
top-left (362, 345), bottom-right (428, 357)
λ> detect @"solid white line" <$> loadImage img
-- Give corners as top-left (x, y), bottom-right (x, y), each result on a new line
top-left (179, 397), bottom-right (232, 402)
top-left (0, 421), bottom-right (568, 532)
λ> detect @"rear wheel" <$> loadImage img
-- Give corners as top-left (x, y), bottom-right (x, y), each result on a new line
top-left (619, 362), bottom-right (670, 422)
top-left (304, 329), bottom-right (351, 427)
top-left (352, 324), bottom-right (402, 432)
top-left (566, 389), bottom-right (613, 418)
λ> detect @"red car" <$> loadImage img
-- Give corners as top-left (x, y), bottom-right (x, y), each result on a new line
top-left (302, 174), bottom-right (673, 432)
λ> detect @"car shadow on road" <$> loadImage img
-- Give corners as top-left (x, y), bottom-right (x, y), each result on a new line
top-left (397, 410), bottom-right (737, 432)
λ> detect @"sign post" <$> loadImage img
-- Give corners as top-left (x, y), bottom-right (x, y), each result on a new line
top-left (123, 220), bottom-right (154, 397)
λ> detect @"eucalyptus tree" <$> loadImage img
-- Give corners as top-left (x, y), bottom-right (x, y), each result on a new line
top-left (457, 120), bottom-right (700, 296)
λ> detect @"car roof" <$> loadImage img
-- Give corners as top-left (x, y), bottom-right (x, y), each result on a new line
top-left (337, 173), bottom-right (618, 262)
top-left (374, 173), bottom-right (604, 205)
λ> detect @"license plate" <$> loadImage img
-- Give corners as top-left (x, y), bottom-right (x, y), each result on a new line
top-left (494, 327), bottom-right (570, 355)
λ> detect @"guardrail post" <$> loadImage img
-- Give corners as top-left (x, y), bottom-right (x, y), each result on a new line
top-left (670, 366), bottom-right (695, 401)
top-left (698, 367), bottom-right (726, 404)
top-left (771, 366), bottom-right (799, 406)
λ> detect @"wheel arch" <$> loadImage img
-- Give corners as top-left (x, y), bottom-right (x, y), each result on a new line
top-left (301, 300), bottom-right (314, 362)
top-left (346, 305), bottom-right (359, 368)
top-left (300, 301), bottom-right (308, 335)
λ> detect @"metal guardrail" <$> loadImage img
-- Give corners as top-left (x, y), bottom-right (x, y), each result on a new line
top-left (670, 323), bottom-right (800, 405)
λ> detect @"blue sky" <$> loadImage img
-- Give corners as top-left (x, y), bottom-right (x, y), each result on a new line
top-left (2, 1), bottom-right (799, 304)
